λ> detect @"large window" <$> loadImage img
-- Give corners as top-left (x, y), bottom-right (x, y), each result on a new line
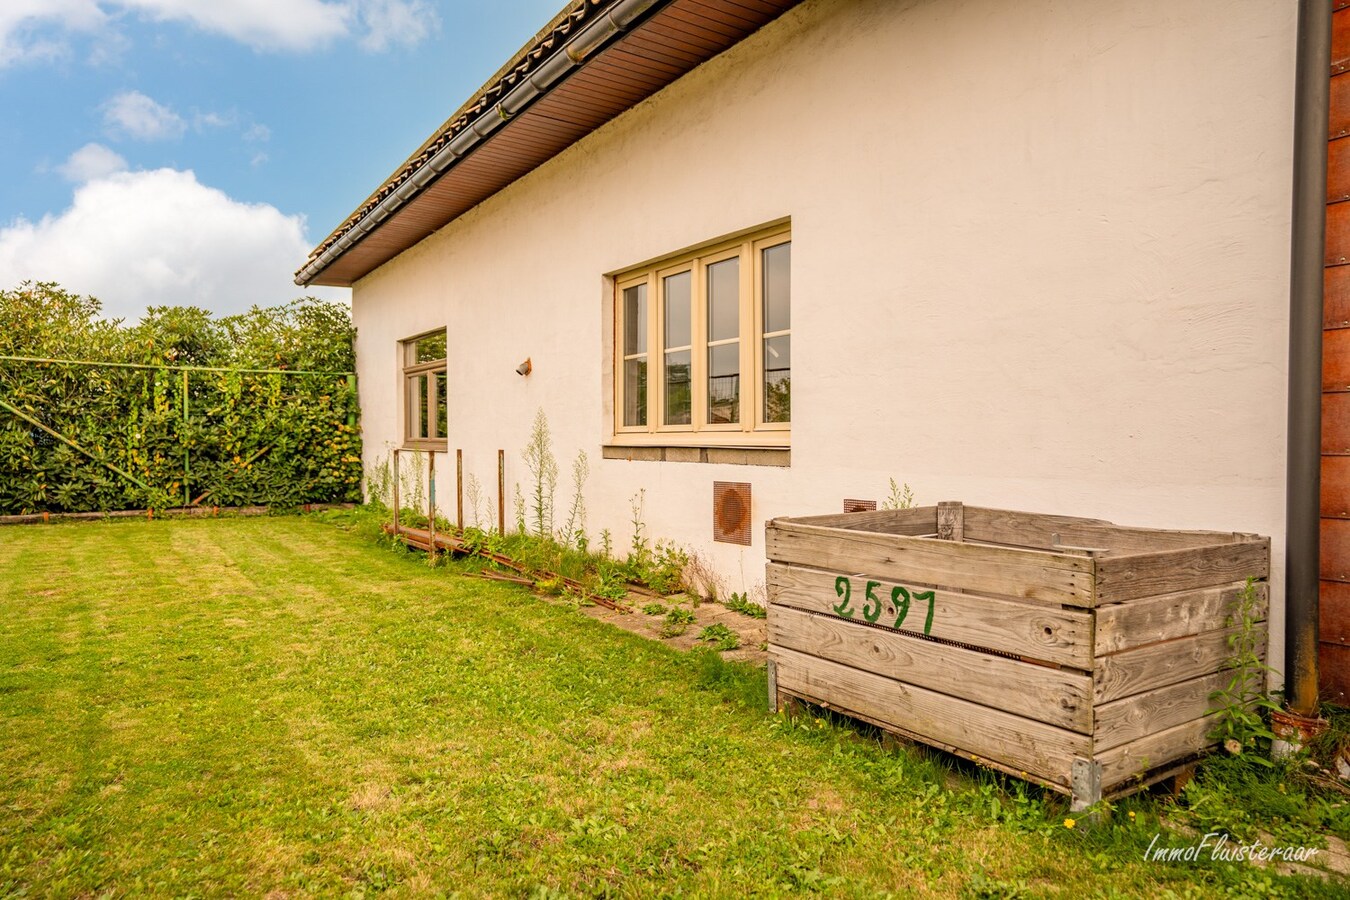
top-left (402, 329), bottom-right (447, 449)
top-left (613, 225), bottom-right (790, 444)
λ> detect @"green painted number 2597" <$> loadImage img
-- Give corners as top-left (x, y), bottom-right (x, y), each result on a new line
top-left (833, 576), bottom-right (936, 635)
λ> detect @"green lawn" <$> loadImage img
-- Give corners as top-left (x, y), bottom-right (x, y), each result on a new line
top-left (0, 516), bottom-right (1335, 897)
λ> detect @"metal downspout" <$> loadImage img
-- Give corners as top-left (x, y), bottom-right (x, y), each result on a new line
top-left (1287, 0), bottom-right (1332, 718)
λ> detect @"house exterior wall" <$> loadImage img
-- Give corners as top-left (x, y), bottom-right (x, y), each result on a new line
top-left (351, 0), bottom-right (1298, 672)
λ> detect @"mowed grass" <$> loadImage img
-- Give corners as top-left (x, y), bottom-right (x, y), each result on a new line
top-left (0, 516), bottom-right (1334, 897)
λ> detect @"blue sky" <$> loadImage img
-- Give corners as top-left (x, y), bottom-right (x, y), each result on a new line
top-left (0, 0), bottom-right (562, 320)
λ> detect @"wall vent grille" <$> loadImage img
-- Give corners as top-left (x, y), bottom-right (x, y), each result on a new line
top-left (713, 481), bottom-right (752, 545)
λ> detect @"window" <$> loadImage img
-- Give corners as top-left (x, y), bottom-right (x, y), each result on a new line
top-left (613, 225), bottom-right (790, 445)
top-left (402, 329), bottom-right (447, 449)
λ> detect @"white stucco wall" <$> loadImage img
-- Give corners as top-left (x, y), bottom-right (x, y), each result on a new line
top-left (351, 0), bottom-right (1297, 671)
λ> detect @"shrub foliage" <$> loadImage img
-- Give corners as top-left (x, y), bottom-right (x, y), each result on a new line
top-left (0, 282), bottom-right (361, 514)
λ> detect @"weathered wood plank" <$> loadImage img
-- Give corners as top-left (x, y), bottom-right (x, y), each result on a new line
top-left (1094, 625), bottom-right (1260, 703)
top-left (937, 501), bottom-right (963, 541)
top-left (962, 507), bottom-right (1245, 555)
top-left (769, 605), bottom-right (1093, 732)
top-left (772, 646), bottom-right (1087, 787)
top-left (767, 520), bottom-right (1096, 606)
top-left (1094, 582), bottom-right (1267, 655)
top-left (1094, 670), bottom-right (1237, 751)
top-left (1093, 540), bottom-right (1270, 604)
top-left (1097, 714), bottom-right (1219, 790)
top-left (766, 562), bottom-right (1092, 669)
top-left (779, 506), bottom-right (938, 535)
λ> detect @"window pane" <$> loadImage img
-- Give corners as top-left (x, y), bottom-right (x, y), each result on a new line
top-left (408, 374), bottom-right (429, 439)
top-left (663, 271), bottom-right (691, 349)
top-left (435, 370), bottom-right (447, 439)
top-left (623, 284), bottom-right (647, 355)
top-left (763, 243), bottom-right (790, 333)
top-left (708, 342), bottom-right (739, 424)
top-left (623, 357), bottom-right (648, 427)
top-left (414, 331), bottom-right (446, 364)
top-left (664, 349), bottom-right (691, 425)
top-left (763, 335), bottom-right (790, 423)
top-left (707, 257), bottom-right (739, 342)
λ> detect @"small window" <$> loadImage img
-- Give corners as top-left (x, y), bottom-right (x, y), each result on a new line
top-left (402, 330), bottom-right (447, 449)
top-left (613, 224), bottom-right (790, 445)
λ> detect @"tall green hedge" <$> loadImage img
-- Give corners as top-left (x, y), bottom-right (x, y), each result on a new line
top-left (0, 282), bottom-right (362, 514)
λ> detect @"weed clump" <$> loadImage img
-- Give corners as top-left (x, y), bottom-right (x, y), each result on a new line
top-left (698, 623), bottom-right (741, 652)
top-left (660, 607), bottom-right (696, 638)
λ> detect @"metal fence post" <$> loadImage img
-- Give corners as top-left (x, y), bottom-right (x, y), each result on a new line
top-left (392, 449), bottom-right (401, 534)
top-left (181, 370), bottom-right (190, 507)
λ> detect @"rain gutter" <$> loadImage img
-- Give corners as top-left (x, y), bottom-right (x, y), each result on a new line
top-left (295, 0), bottom-right (665, 287)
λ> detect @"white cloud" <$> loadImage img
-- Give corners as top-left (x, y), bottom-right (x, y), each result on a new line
top-left (0, 167), bottom-right (346, 319)
top-left (192, 110), bottom-right (234, 131)
top-left (108, 0), bottom-right (437, 53)
top-left (104, 90), bottom-right (186, 141)
top-left (56, 143), bottom-right (128, 182)
top-left (0, 0), bottom-right (104, 67)
top-left (0, 0), bottom-right (435, 64)
top-left (113, 0), bottom-right (349, 51)
top-left (354, 0), bottom-right (436, 52)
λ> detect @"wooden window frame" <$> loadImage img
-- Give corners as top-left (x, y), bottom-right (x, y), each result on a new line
top-left (611, 223), bottom-right (790, 448)
top-left (401, 328), bottom-right (447, 451)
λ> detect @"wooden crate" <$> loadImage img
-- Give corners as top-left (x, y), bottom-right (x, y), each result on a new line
top-left (765, 502), bottom-right (1270, 809)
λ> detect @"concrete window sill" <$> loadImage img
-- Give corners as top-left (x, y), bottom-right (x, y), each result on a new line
top-left (601, 445), bottom-right (789, 467)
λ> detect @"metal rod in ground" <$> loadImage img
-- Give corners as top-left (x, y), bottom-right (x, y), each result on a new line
top-left (392, 448), bottom-right (401, 534)
top-left (456, 449), bottom-right (463, 530)
top-left (191, 445), bottom-right (270, 506)
top-left (0, 395), bottom-right (153, 492)
top-left (497, 449), bottom-right (505, 534)
top-left (346, 373), bottom-right (358, 429)
top-left (381, 523), bottom-right (631, 612)
top-left (428, 451), bottom-right (437, 560)
top-left (181, 370), bottom-right (190, 507)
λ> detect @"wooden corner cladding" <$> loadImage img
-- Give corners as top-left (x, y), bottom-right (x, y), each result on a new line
top-left (765, 503), bottom-right (1270, 806)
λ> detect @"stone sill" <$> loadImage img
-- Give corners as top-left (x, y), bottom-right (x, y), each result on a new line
top-left (602, 445), bottom-right (789, 467)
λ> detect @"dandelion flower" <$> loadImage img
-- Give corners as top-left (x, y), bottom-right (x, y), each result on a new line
top-left (1064, 818), bottom-right (1076, 829)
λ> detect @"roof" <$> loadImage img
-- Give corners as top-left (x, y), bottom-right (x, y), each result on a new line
top-left (295, 0), bottom-right (802, 288)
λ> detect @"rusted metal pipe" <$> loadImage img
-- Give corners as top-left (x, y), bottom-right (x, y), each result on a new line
top-left (380, 522), bottom-right (631, 611)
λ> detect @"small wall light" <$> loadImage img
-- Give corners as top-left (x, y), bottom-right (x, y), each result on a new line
top-left (516, 357), bottom-right (532, 377)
